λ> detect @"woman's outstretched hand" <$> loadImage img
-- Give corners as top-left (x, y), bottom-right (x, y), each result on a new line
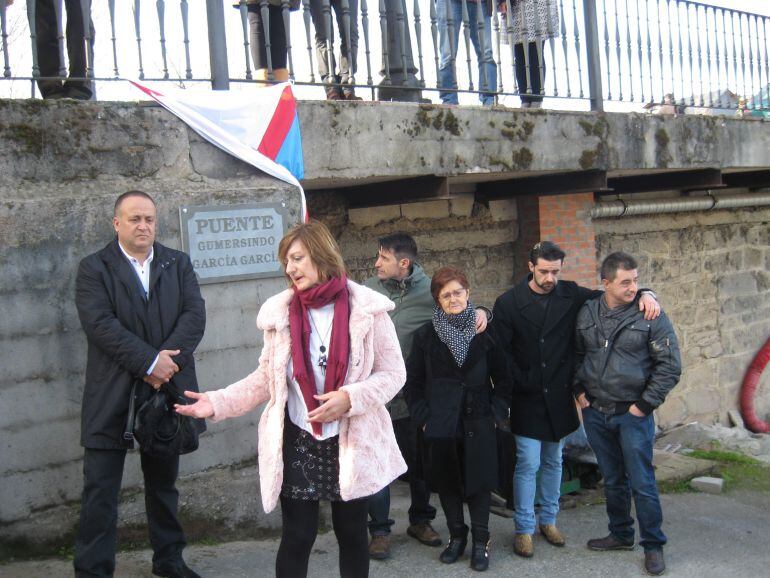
top-left (307, 390), bottom-right (351, 423)
top-left (175, 391), bottom-right (214, 419)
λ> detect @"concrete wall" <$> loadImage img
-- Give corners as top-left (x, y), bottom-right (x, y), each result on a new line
top-left (595, 207), bottom-right (770, 429)
top-left (0, 99), bottom-right (302, 552)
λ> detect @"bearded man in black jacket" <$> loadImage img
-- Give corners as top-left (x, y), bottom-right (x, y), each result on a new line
top-left (74, 191), bottom-right (205, 578)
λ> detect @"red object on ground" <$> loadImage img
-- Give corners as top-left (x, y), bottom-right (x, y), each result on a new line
top-left (740, 336), bottom-right (770, 434)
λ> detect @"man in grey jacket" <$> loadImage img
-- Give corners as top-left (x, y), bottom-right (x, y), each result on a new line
top-left (364, 234), bottom-right (442, 559)
top-left (573, 252), bottom-right (681, 577)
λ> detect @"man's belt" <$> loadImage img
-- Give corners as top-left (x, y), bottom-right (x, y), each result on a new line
top-left (591, 399), bottom-right (618, 415)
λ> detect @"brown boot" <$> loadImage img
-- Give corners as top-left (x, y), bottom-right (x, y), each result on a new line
top-left (325, 85), bottom-right (344, 100)
top-left (368, 535), bottom-right (391, 560)
top-left (539, 524), bottom-right (566, 546)
top-left (342, 88), bottom-right (363, 101)
top-left (513, 533), bottom-right (533, 558)
top-left (407, 522), bottom-right (442, 546)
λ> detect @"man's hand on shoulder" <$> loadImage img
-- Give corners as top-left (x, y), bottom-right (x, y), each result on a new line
top-left (474, 306), bottom-right (492, 334)
top-left (151, 349), bottom-right (180, 383)
top-left (638, 292), bottom-right (661, 320)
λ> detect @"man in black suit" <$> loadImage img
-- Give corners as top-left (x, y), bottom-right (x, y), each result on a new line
top-left (74, 191), bottom-right (205, 578)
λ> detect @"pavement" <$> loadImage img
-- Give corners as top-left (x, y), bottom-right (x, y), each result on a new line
top-left (2, 481), bottom-right (769, 578)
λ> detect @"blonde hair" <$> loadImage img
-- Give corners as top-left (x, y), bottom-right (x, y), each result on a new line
top-left (278, 220), bottom-right (347, 285)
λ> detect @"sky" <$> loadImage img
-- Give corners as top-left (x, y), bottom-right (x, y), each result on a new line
top-left (1, 0), bottom-right (769, 111)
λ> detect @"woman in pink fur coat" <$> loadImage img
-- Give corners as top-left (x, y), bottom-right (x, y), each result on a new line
top-left (176, 220), bottom-right (407, 578)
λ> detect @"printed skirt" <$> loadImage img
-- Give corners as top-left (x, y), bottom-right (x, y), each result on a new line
top-left (280, 416), bottom-right (341, 502)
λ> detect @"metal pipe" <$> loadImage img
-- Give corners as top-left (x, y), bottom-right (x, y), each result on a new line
top-left (584, 0), bottom-right (604, 110)
top-left (591, 191), bottom-right (770, 218)
top-left (205, 0), bottom-right (229, 89)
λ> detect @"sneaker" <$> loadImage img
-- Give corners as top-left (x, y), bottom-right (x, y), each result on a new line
top-left (407, 522), bottom-right (442, 546)
top-left (644, 549), bottom-right (665, 575)
top-left (513, 533), bottom-right (533, 558)
top-left (586, 534), bottom-right (635, 551)
top-left (539, 524), bottom-right (566, 547)
top-left (368, 535), bottom-right (391, 560)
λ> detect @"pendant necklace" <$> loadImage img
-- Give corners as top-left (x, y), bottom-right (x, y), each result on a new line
top-left (308, 310), bottom-right (333, 372)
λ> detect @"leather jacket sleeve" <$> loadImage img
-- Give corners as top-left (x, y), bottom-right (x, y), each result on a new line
top-left (637, 311), bottom-right (682, 413)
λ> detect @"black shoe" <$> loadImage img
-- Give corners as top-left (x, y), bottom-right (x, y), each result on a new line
top-left (152, 560), bottom-right (202, 578)
top-left (439, 536), bottom-right (467, 564)
top-left (470, 536), bottom-right (490, 571)
top-left (64, 85), bottom-right (93, 101)
top-left (644, 549), bottom-right (665, 575)
top-left (587, 534), bottom-right (635, 551)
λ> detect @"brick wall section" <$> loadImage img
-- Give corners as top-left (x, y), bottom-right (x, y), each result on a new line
top-left (515, 193), bottom-right (599, 288)
top-left (538, 193), bottom-right (598, 289)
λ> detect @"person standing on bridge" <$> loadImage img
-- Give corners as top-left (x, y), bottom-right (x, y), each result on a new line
top-left (436, 0), bottom-right (498, 106)
top-left (499, 0), bottom-right (559, 108)
top-left (574, 251), bottom-right (681, 576)
top-left (233, 0), bottom-right (300, 86)
top-left (34, 0), bottom-right (94, 100)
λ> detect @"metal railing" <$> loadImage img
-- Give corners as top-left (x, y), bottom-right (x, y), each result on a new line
top-left (1, 1), bottom-right (768, 111)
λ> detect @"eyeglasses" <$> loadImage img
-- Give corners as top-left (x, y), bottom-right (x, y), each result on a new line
top-left (439, 288), bottom-right (467, 302)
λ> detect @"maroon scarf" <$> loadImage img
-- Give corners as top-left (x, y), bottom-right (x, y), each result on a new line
top-left (288, 276), bottom-right (350, 436)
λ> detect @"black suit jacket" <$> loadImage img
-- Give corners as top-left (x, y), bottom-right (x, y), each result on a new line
top-left (492, 276), bottom-right (600, 442)
top-left (75, 239), bottom-right (206, 449)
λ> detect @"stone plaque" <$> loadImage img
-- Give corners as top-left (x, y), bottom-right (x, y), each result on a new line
top-left (180, 202), bottom-right (290, 284)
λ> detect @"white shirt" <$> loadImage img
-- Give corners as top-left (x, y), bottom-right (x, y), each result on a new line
top-left (117, 242), bottom-right (154, 298)
top-left (286, 303), bottom-right (343, 440)
top-left (118, 242), bottom-right (158, 375)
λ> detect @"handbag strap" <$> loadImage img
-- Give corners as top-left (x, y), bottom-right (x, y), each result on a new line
top-left (124, 380), bottom-right (139, 441)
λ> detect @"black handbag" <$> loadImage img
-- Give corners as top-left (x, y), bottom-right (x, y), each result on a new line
top-left (124, 380), bottom-right (199, 458)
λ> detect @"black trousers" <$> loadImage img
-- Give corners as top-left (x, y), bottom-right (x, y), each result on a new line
top-left (248, 5), bottom-right (288, 70)
top-left (439, 490), bottom-right (492, 539)
top-left (276, 495), bottom-right (369, 578)
top-left (35, 0), bottom-right (94, 98)
top-left (514, 41), bottom-right (545, 104)
top-left (73, 448), bottom-right (186, 577)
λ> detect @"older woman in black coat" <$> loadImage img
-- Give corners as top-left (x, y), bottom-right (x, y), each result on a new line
top-left (404, 266), bottom-right (512, 572)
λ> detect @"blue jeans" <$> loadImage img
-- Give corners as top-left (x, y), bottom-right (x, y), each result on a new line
top-left (513, 435), bottom-right (564, 535)
top-left (583, 407), bottom-right (667, 551)
top-left (368, 418), bottom-right (436, 536)
top-left (436, 0), bottom-right (497, 105)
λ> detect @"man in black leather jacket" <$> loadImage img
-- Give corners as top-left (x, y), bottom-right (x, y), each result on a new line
top-left (574, 251), bottom-right (681, 577)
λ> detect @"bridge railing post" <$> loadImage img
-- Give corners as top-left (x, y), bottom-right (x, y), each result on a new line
top-left (206, 0), bottom-right (230, 90)
top-left (583, 0), bottom-right (604, 111)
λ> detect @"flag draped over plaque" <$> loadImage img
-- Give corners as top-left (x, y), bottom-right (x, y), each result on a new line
top-left (130, 80), bottom-right (307, 220)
